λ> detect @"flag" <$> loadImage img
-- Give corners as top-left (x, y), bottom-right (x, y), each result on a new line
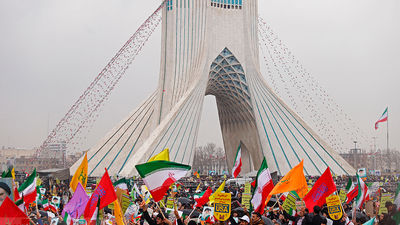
top-left (209, 180), bottom-right (226, 204)
top-left (63, 212), bottom-right (73, 225)
top-left (15, 195), bottom-right (26, 213)
top-left (131, 183), bottom-right (141, 201)
top-left (148, 148), bottom-right (170, 162)
top-left (11, 168), bottom-right (15, 180)
top-left (84, 169), bottom-right (117, 222)
top-left (135, 160), bottom-right (191, 202)
top-left (195, 183), bottom-right (201, 192)
top-left (232, 144), bottom-right (242, 178)
top-left (62, 182), bottom-right (89, 219)
top-left (18, 168), bottom-right (37, 207)
top-left (251, 157), bottom-right (274, 214)
top-left (70, 153), bottom-right (88, 192)
top-left (194, 187), bottom-right (212, 207)
top-left (303, 167), bottom-right (336, 212)
top-left (362, 217), bottom-right (375, 225)
top-left (49, 202), bottom-right (58, 213)
top-left (394, 182), bottom-right (400, 211)
top-left (89, 197), bottom-right (101, 225)
top-left (113, 178), bottom-right (129, 191)
top-left (267, 160), bottom-right (308, 201)
top-left (42, 199), bottom-right (50, 210)
top-left (355, 173), bottom-right (368, 209)
top-left (345, 178), bottom-right (353, 192)
top-left (113, 200), bottom-right (125, 225)
top-left (194, 171), bottom-right (200, 179)
top-left (0, 196), bottom-right (30, 225)
top-left (375, 107), bottom-right (388, 130)
top-left (2, 169), bottom-right (12, 178)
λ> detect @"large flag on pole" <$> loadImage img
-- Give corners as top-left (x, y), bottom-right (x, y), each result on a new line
top-left (148, 148), bottom-right (170, 162)
top-left (18, 168), bottom-right (37, 207)
top-left (84, 169), bottom-right (117, 222)
top-left (135, 160), bottom-right (191, 202)
top-left (70, 152), bottom-right (88, 192)
top-left (303, 167), bottom-right (336, 212)
top-left (355, 173), bottom-right (368, 209)
top-left (232, 144), bottom-right (242, 178)
top-left (250, 157), bottom-right (274, 214)
top-left (267, 160), bottom-right (308, 202)
top-left (375, 107), bottom-right (388, 130)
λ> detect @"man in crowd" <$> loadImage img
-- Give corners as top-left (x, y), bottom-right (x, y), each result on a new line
top-left (0, 181), bottom-right (11, 205)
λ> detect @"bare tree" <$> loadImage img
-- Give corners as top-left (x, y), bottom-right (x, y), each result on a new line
top-left (192, 143), bottom-right (228, 175)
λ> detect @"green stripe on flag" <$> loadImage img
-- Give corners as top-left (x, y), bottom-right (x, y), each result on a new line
top-left (135, 161), bottom-right (191, 178)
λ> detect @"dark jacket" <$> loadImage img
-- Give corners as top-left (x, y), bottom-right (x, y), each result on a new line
top-left (282, 210), bottom-right (311, 225)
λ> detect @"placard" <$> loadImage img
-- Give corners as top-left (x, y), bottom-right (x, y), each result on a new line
top-left (326, 195), bottom-right (343, 220)
top-left (213, 193), bottom-right (231, 221)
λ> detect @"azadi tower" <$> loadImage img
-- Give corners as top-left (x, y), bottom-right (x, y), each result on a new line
top-left (72, 0), bottom-right (355, 177)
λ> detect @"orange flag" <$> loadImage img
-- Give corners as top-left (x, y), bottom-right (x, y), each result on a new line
top-left (267, 160), bottom-right (308, 202)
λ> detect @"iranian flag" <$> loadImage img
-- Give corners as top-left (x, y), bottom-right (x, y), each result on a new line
top-left (250, 157), bottom-right (274, 214)
top-left (375, 107), bottom-right (388, 130)
top-left (15, 196), bottom-right (26, 213)
top-left (355, 173), bottom-right (368, 209)
top-left (135, 161), bottom-right (191, 202)
top-left (194, 187), bottom-right (212, 207)
top-left (394, 182), bottom-right (400, 210)
top-left (63, 212), bottom-right (73, 225)
top-left (17, 168), bottom-right (37, 207)
top-left (113, 178), bottom-right (129, 191)
top-left (232, 144), bottom-right (242, 178)
top-left (42, 199), bottom-right (50, 210)
top-left (89, 197), bottom-right (101, 225)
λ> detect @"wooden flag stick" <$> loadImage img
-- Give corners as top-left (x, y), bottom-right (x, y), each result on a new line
top-left (155, 201), bottom-right (167, 219)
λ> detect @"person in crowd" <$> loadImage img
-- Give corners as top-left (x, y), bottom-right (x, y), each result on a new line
top-left (0, 181), bottom-right (11, 206)
top-left (250, 212), bottom-right (265, 225)
top-left (279, 205), bottom-right (311, 225)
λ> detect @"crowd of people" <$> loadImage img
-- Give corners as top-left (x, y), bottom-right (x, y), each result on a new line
top-left (1, 172), bottom-right (399, 225)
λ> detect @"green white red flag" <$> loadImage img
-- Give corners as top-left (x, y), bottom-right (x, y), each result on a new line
top-left (355, 173), bottom-right (368, 209)
top-left (135, 160), bottom-right (191, 202)
top-left (375, 107), bottom-right (388, 130)
top-left (17, 168), bottom-right (37, 208)
top-left (232, 144), bottom-right (242, 178)
top-left (251, 157), bottom-right (274, 214)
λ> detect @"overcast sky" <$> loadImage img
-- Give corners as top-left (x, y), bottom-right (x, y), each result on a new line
top-left (0, 0), bottom-right (399, 153)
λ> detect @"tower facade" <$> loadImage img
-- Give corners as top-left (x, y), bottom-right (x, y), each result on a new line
top-left (72, 0), bottom-right (355, 177)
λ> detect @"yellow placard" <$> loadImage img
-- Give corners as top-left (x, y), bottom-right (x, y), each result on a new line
top-left (121, 194), bottom-right (131, 213)
top-left (241, 182), bottom-right (251, 209)
top-left (282, 192), bottom-right (297, 214)
top-left (214, 193), bottom-right (231, 221)
top-left (166, 197), bottom-right (174, 210)
top-left (379, 193), bottom-right (393, 214)
top-left (339, 190), bottom-right (347, 203)
top-left (326, 195), bottom-right (343, 220)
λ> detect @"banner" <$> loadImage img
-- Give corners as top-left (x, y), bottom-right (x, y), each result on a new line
top-left (121, 194), bottom-right (131, 214)
top-left (326, 195), bottom-right (343, 220)
top-left (241, 182), bottom-right (251, 209)
top-left (339, 190), bottom-right (347, 203)
top-left (282, 192), bottom-right (297, 214)
top-left (378, 193), bottom-right (393, 214)
top-left (213, 193), bottom-right (231, 221)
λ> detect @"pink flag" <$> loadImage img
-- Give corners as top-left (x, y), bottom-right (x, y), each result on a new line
top-left (62, 183), bottom-right (89, 219)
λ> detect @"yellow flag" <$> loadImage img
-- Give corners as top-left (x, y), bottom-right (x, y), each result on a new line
top-left (209, 180), bottom-right (226, 204)
top-left (113, 200), bottom-right (125, 225)
top-left (195, 183), bottom-right (201, 192)
top-left (267, 160), bottom-right (308, 202)
top-left (148, 148), bottom-right (170, 162)
top-left (70, 153), bottom-right (88, 191)
top-left (11, 168), bottom-right (15, 180)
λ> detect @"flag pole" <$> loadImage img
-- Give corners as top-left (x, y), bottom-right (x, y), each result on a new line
top-left (387, 107), bottom-right (390, 173)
